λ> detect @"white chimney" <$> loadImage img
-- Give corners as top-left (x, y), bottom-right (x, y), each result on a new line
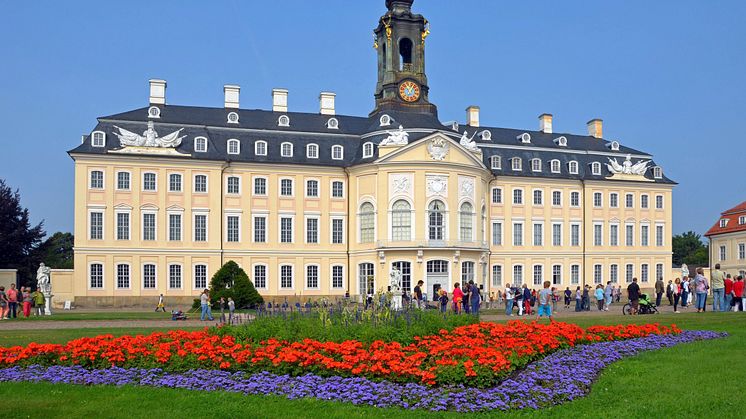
top-left (148, 79), bottom-right (166, 105)
top-left (587, 118), bottom-right (603, 138)
top-left (319, 91), bottom-right (336, 115)
top-left (539, 113), bottom-right (553, 134)
top-left (466, 105), bottom-right (480, 127)
top-left (224, 84), bottom-right (240, 109)
top-left (272, 88), bottom-right (288, 112)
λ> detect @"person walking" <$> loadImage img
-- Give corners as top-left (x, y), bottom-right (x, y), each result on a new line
top-left (694, 268), bottom-right (709, 312)
top-left (463, 282), bottom-right (471, 314)
top-left (438, 289), bottom-right (449, 313)
top-left (655, 277), bottom-right (665, 307)
top-left (31, 288), bottom-right (45, 316)
top-left (227, 297), bottom-right (235, 324)
top-left (6, 284), bottom-right (18, 319)
top-left (666, 280), bottom-right (674, 306)
top-left (515, 284), bottom-right (525, 316)
top-left (581, 285), bottom-right (590, 311)
top-left (564, 287), bottom-right (572, 309)
top-left (733, 276), bottom-right (745, 312)
top-left (627, 277), bottom-right (641, 315)
top-left (199, 289), bottom-right (214, 321)
top-left (155, 294), bottom-right (166, 312)
top-left (453, 283), bottom-right (464, 314)
top-left (469, 281), bottom-right (481, 315)
top-left (595, 284), bottom-right (605, 311)
top-left (710, 264), bottom-right (725, 312)
top-left (724, 274), bottom-right (734, 312)
top-left (522, 284), bottom-right (532, 316)
top-left (681, 276), bottom-right (690, 309)
top-left (0, 286), bottom-right (8, 319)
top-left (413, 280), bottom-right (424, 310)
top-left (218, 297), bottom-right (227, 324)
top-left (604, 281), bottom-right (613, 311)
top-left (21, 287), bottom-right (32, 318)
top-left (536, 281), bottom-right (554, 322)
top-left (574, 286), bottom-right (582, 312)
top-left (504, 283), bottom-right (514, 316)
top-left (673, 277), bottom-right (682, 313)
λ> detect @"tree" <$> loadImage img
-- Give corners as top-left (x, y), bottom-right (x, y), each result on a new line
top-left (0, 179), bottom-right (46, 284)
top-left (209, 261), bottom-right (264, 308)
top-left (33, 232), bottom-right (74, 269)
top-left (672, 231), bottom-right (709, 266)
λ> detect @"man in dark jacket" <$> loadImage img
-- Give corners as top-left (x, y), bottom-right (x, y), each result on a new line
top-left (655, 277), bottom-right (665, 307)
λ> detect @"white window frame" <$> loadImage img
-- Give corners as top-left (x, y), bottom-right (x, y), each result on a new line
top-left (331, 180), bottom-right (344, 199)
top-left (168, 173), bottom-right (183, 193)
top-left (511, 157), bottom-right (522, 171)
top-left (331, 145), bottom-right (344, 160)
top-left (305, 215), bottom-right (320, 244)
top-left (720, 245), bottom-right (727, 261)
top-left (226, 175), bottom-right (241, 195)
top-left (571, 264), bottom-right (580, 284)
top-left (552, 222), bottom-right (563, 246)
top-left (593, 222), bottom-right (604, 246)
top-left (167, 210), bottom-right (183, 242)
top-left (640, 194), bottom-right (649, 209)
top-left (640, 223), bottom-right (650, 247)
top-left (625, 222), bottom-right (635, 246)
top-left (512, 188), bottom-right (524, 205)
top-left (492, 264), bottom-right (503, 287)
top-left (512, 221), bottom-right (524, 247)
top-left (115, 170), bottom-right (131, 191)
top-left (141, 210), bottom-right (157, 241)
top-left (142, 171), bottom-right (157, 192)
top-left (491, 187), bottom-right (503, 204)
top-left (490, 155), bottom-right (501, 170)
top-left (593, 192), bottom-right (603, 208)
top-left (532, 189), bottom-right (543, 206)
top-left (279, 214), bottom-right (295, 244)
top-left (610, 264), bottom-right (619, 283)
top-left (653, 166), bottom-right (663, 179)
top-left (655, 223), bottom-right (665, 247)
top-left (550, 159), bottom-right (561, 173)
top-left (610, 222), bottom-right (619, 246)
top-left (227, 139), bottom-right (240, 155)
top-left (532, 264), bottom-right (543, 286)
top-left (91, 131), bottom-right (106, 147)
top-left (739, 243), bottom-right (746, 260)
top-left (655, 195), bottom-right (664, 210)
top-left (625, 193), bottom-right (634, 208)
top-left (570, 222), bottom-right (581, 247)
top-left (193, 174), bottom-right (208, 194)
top-left (531, 158), bottom-right (542, 172)
top-left (570, 191), bottom-right (581, 208)
top-left (281, 142), bottom-right (293, 157)
top-left (279, 177), bottom-right (294, 197)
top-left (591, 162), bottom-right (602, 175)
top-left (331, 264), bottom-right (345, 290)
top-left (193, 263), bottom-right (209, 290)
top-left (551, 190), bottom-right (562, 207)
top-left (304, 263), bottom-right (321, 290)
top-left (594, 264), bottom-right (603, 284)
top-left (532, 221), bottom-right (544, 246)
top-left (252, 214), bottom-right (267, 243)
top-left (491, 220), bottom-right (503, 246)
top-left (142, 263), bottom-right (157, 289)
top-left (512, 264), bottom-right (524, 285)
top-left (306, 143), bottom-right (319, 159)
top-left (89, 169), bottom-right (105, 190)
top-left (252, 264), bottom-right (268, 290)
top-left (192, 211), bottom-right (209, 242)
top-left (568, 161), bottom-right (578, 174)
top-left (88, 262), bottom-right (104, 290)
top-left (255, 140), bottom-right (267, 156)
top-left (225, 212), bottom-right (242, 243)
top-left (279, 264), bottom-right (294, 289)
top-left (305, 178), bottom-right (320, 198)
top-left (609, 192), bottom-right (619, 208)
top-left (115, 208), bottom-right (131, 241)
top-left (168, 263), bottom-right (183, 290)
top-left (331, 216), bottom-right (345, 244)
top-left (194, 136), bottom-right (208, 153)
top-left (88, 209), bottom-right (104, 241)
top-left (552, 264), bottom-right (562, 285)
top-left (253, 176), bottom-right (267, 196)
top-left (115, 262), bottom-right (131, 290)
top-left (363, 142), bottom-right (374, 158)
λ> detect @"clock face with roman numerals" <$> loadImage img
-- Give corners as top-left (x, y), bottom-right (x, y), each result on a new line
top-left (398, 81), bottom-right (420, 102)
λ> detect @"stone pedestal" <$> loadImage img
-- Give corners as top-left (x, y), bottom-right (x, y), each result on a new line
top-left (43, 292), bottom-right (52, 315)
top-left (391, 290), bottom-right (403, 311)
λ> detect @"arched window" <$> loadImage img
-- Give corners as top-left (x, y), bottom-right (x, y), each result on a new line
top-left (227, 139), bottom-right (240, 155)
top-left (531, 158), bottom-right (542, 172)
top-left (281, 142), bottom-right (293, 157)
top-left (428, 200), bottom-right (445, 241)
top-left (363, 142), bottom-right (374, 158)
top-left (255, 140), bottom-right (267, 156)
top-left (306, 143), bottom-right (318, 159)
top-left (568, 161), bottom-right (578, 174)
top-left (391, 200), bottom-right (411, 241)
top-left (331, 145), bottom-right (344, 160)
top-left (591, 162), bottom-right (602, 175)
top-left (359, 202), bottom-right (375, 243)
top-left (550, 159), bottom-right (561, 173)
top-left (459, 202), bottom-right (474, 242)
top-left (399, 38), bottom-right (413, 71)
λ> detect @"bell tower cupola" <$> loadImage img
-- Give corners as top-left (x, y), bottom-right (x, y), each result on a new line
top-left (371, 0), bottom-right (437, 117)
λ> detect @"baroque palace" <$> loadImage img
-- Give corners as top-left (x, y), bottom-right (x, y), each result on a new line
top-left (66, 0), bottom-right (674, 306)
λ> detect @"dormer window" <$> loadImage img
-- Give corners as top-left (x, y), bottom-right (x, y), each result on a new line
top-left (517, 133), bottom-right (531, 144)
top-left (451, 121), bottom-right (460, 131)
top-left (739, 216), bottom-right (745, 225)
top-left (227, 112), bottom-right (239, 124)
top-left (653, 166), bottom-right (663, 179)
top-left (147, 106), bottom-right (161, 119)
top-left (379, 114), bottom-right (391, 127)
top-left (331, 145), bottom-right (344, 160)
top-left (363, 142), bottom-right (374, 158)
top-left (568, 161), bottom-right (579, 174)
top-left (281, 142), bottom-right (293, 157)
top-left (327, 118), bottom-right (339, 129)
top-left (554, 136), bottom-right (567, 147)
top-left (490, 155), bottom-right (501, 170)
top-left (481, 130), bottom-right (492, 141)
top-left (91, 131), bottom-right (106, 147)
top-left (591, 162), bottom-right (602, 175)
top-left (227, 139), bottom-right (240, 155)
top-left (609, 140), bottom-right (620, 151)
top-left (255, 140), bottom-right (267, 156)
top-left (307, 144), bottom-right (318, 159)
top-left (512, 157), bottom-right (522, 171)
top-left (720, 219), bottom-right (728, 228)
top-left (531, 158), bottom-right (542, 172)
top-left (278, 115), bottom-right (290, 127)
top-left (194, 137), bottom-right (207, 153)
top-left (550, 159), bottom-right (561, 173)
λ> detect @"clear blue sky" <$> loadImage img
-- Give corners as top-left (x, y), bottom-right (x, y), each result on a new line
top-left (1, 0), bottom-right (744, 238)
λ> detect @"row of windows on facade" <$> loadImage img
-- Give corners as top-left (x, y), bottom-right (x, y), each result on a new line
top-left (87, 263), bottom-right (345, 291)
top-left (718, 243), bottom-right (746, 262)
top-left (490, 188), bottom-right (665, 210)
top-left (488, 156), bottom-right (663, 179)
top-left (489, 220), bottom-right (666, 247)
top-left (89, 171), bottom-right (345, 198)
top-left (91, 132), bottom-right (373, 159)
top-left (489, 262), bottom-right (666, 288)
top-left (89, 211), bottom-right (345, 244)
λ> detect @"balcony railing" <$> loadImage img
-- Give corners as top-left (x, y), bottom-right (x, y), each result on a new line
top-left (376, 239), bottom-right (489, 250)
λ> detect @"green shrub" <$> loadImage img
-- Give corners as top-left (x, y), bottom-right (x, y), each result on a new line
top-left (209, 261), bottom-right (264, 309)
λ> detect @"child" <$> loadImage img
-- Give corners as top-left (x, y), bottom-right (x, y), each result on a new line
top-left (536, 281), bottom-right (553, 322)
top-left (438, 289), bottom-right (449, 313)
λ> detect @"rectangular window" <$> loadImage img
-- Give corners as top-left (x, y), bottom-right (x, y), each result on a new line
top-left (281, 217), bottom-right (293, 243)
top-left (533, 265), bottom-right (543, 285)
top-left (254, 178), bottom-right (266, 195)
top-left (331, 265), bottom-right (344, 289)
top-left (626, 264), bottom-right (634, 283)
top-left (117, 172), bottom-right (130, 190)
top-left (306, 218), bottom-right (319, 244)
top-left (255, 141), bottom-right (267, 156)
top-left (306, 265), bottom-right (319, 289)
top-left (492, 265), bottom-right (502, 287)
top-left (552, 264), bottom-right (562, 285)
top-left (594, 264), bottom-right (602, 284)
top-left (641, 195), bottom-right (649, 209)
top-left (90, 212), bottom-right (103, 240)
top-left (492, 221), bottom-right (502, 246)
top-left (280, 179), bottom-right (293, 196)
top-left (641, 225), bottom-right (649, 246)
top-left (194, 264), bottom-right (207, 289)
top-left (626, 224), bottom-right (634, 246)
top-left (142, 213), bottom-right (155, 241)
top-left (254, 265), bottom-right (267, 289)
top-left (641, 264), bottom-right (649, 282)
top-left (739, 243), bottom-right (746, 260)
top-left (610, 224), bottom-right (619, 246)
top-left (533, 223), bottom-right (543, 246)
top-left (513, 189), bottom-right (523, 205)
top-left (227, 176), bottom-right (240, 194)
top-left (90, 171), bottom-right (104, 189)
top-left (610, 193), bottom-right (618, 208)
top-left (594, 223), bottom-right (603, 246)
top-left (533, 190), bottom-right (543, 206)
top-left (655, 195), bottom-right (664, 209)
top-left (169, 174), bottom-right (182, 192)
top-left (513, 265), bottom-right (523, 284)
top-left (143, 264), bottom-right (156, 289)
top-left (116, 264), bottom-right (130, 289)
top-left (570, 191), bottom-right (580, 207)
top-left (254, 216), bottom-right (266, 243)
top-left (116, 212), bottom-right (130, 240)
top-left (625, 193), bottom-right (634, 208)
top-left (194, 214), bottom-right (207, 242)
top-left (227, 215), bottom-right (240, 242)
top-left (461, 262), bottom-right (475, 284)
top-left (332, 218), bottom-right (344, 244)
top-left (610, 264), bottom-right (619, 283)
top-left (306, 180), bottom-right (319, 197)
top-left (656, 225), bottom-right (664, 247)
top-left (552, 223), bottom-right (562, 246)
top-left (552, 191), bottom-right (562, 206)
top-left (332, 181), bottom-right (344, 198)
top-left (89, 263), bottom-right (103, 289)
top-left (656, 263), bottom-right (664, 282)
top-left (720, 245), bottom-right (726, 261)
top-left (571, 265), bottom-right (580, 285)
top-left (492, 187), bottom-right (502, 204)
top-left (593, 192), bottom-right (602, 208)
top-left (168, 214), bottom-right (182, 241)
top-left (571, 224), bottom-right (580, 247)
top-left (194, 137), bottom-right (207, 152)
top-left (143, 172), bottom-right (157, 191)
top-left (169, 264), bottom-right (182, 289)
top-left (513, 222), bottom-right (523, 246)
top-left (194, 174), bottom-right (207, 193)
top-left (280, 265), bottom-right (293, 289)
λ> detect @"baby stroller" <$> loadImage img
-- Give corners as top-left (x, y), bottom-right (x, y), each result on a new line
top-left (622, 293), bottom-right (658, 315)
top-left (171, 309), bottom-right (188, 321)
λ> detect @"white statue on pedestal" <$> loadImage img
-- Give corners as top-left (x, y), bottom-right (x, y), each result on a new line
top-left (36, 262), bottom-right (53, 315)
top-left (389, 267), bottom-right (403, 310)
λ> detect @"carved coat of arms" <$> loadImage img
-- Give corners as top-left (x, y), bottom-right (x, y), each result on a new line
top-left (427, 138), bottom-right (449, 161)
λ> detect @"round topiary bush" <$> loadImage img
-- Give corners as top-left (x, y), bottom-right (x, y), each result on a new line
top-left (209, 260), bottom-right (264, 309)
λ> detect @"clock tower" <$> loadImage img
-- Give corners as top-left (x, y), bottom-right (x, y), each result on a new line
top-left (371, 0), bottom-right (437, 117)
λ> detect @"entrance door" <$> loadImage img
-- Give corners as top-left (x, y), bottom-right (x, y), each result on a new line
top-left (426, 259), bottom-right (449, 300)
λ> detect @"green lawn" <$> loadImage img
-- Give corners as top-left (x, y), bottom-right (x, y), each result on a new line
top-left (0, 313), bottom-right (742, 418)
top-left (7, 311), bottom-right (180, 321)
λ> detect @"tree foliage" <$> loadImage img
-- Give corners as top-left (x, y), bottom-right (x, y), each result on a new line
top-left (672, 231), bottom-right (709, 266)
top-left (33, 232), bottom-right (74, 269)
top-left (209, 261), bottom-right (264, 308)
top-left (0, 179), bottom-right (46, 284)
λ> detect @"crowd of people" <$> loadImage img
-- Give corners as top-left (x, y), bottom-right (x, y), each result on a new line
top-left (0, 283), bottom-right (46, 319)
top-left (659, 265), bottom-right (745, 313)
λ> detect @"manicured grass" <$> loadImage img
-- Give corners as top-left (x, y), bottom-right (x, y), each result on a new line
top-left (0, 327), bottom-right (202, 347)
top-left (0, 313), bottom-right (742, 418)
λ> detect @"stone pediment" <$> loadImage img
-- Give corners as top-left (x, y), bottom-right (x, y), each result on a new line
top-left (375, 132), bottom-right (486, 169)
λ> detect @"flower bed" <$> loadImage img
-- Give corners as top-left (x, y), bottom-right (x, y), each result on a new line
top-left (0, 330), bottom-right (725, 412)
top-left (0, 321), bottom-right (680, 387)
